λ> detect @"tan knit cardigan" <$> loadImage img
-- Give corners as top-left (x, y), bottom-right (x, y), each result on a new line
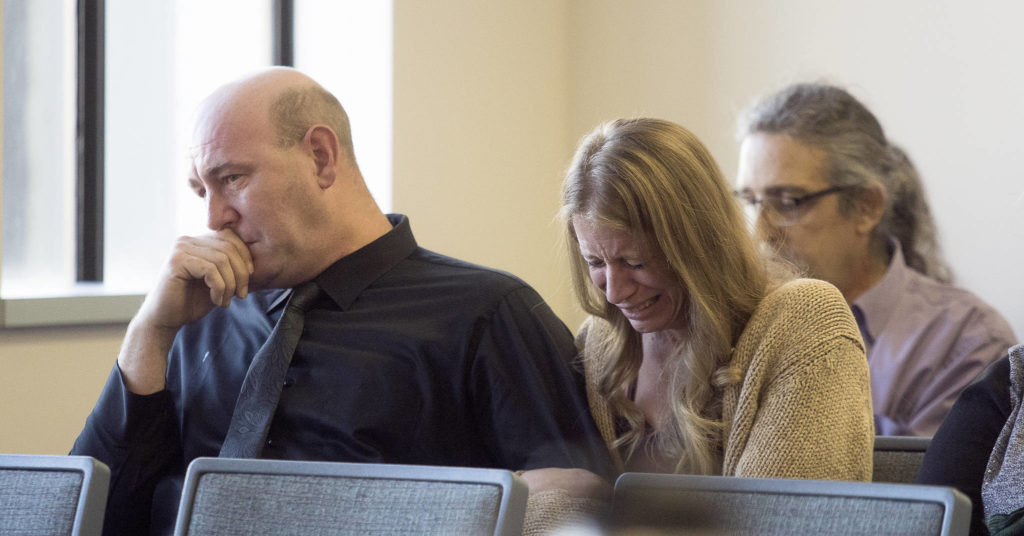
top-left (524, 278), bottom-right (873, 534)
top-left (586, 277), bottom-right (873, 479)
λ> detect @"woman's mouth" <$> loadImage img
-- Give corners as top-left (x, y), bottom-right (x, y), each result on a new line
top-left (621, 296), bottom-right (659, 315)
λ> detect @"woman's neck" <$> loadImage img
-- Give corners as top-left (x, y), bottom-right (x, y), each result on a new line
top-left (635, 331), bottom-right (682, 430)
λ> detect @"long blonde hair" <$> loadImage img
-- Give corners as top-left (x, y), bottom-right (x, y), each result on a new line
top-left (562, 118), bottom-right (767, 474)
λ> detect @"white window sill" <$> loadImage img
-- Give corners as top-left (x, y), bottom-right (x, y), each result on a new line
top-left (1, 283), bottom-right (144, 328)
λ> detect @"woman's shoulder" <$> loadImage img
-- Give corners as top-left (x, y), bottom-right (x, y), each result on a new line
top-left (741, 277), bottom-right (862, 353)
top-left (575, 316), bottom-right (616, 353)
top-left (757, 278), bottom-right (851, 324)
top-left (574, 317), bottom-right (596, 356)
top-left (764, 277), bottom-right (845, 306)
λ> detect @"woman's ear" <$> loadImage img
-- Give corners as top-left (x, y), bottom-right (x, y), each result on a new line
top-left (304, 125), bottom-right (340, 189)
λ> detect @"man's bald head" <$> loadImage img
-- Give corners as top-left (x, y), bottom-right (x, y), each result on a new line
top-left (196, 67), bottom-right (356, 165)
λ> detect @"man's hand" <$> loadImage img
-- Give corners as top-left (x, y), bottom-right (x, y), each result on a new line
top-left (520, 468), bottom-right (611, 500)
top-left (118, 229), bottom-right (254, 394)
top-left (139, 230), bottom-right (254, 329)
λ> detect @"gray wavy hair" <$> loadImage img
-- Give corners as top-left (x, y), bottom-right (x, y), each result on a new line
top-left (738, 83), bottom-right (952, 283)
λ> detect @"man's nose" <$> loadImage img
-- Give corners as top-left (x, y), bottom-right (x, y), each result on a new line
top-left (206, 192), bottom-right (239, 231)
top-left (604, 266), bottom-right (635, 304)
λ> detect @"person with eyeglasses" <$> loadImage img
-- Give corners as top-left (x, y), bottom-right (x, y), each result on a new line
top-left (736, 83), bottom-right (1016, 441)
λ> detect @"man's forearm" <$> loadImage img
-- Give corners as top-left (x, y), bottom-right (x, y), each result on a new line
top-left (117, 316), bottom-right (179, 395)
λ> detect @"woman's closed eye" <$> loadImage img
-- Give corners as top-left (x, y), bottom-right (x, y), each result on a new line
top-left (586, 258), bottom-right (644, 270)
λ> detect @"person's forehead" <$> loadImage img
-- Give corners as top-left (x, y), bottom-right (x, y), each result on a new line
top-left (739, 132), bottom-right (830, 192)
top-left (573, 217), bottom-right (642, 254)
top-left (194, 102), bottom-right (269, 141)
top-left (190, 108), bottom-right (272, 165)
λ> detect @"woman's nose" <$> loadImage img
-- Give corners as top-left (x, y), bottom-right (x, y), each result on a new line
top-left (603, 266), bottom-right (635, 304)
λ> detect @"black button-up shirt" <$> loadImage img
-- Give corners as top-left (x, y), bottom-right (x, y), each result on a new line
top-left (73, 214), bottom-right (613, 535)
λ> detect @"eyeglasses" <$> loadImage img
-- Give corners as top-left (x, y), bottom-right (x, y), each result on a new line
top-left (734, 186), bottom-right (850, 227)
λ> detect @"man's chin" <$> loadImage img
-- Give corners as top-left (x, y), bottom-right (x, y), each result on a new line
top-left (783, 256), bottom-right (814, 278)
top-left (246, 272), bottom-right (276, 292)
top-left (761, 245), bottom-right (811, 278)
top-left (248, 270), bottom-right (310, 292)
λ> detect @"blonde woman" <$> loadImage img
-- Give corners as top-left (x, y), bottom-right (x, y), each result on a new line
top-left (522, 118), bottom-right (873, 531)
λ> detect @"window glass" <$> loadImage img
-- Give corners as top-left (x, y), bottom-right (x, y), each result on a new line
top-left (2, 0), bottom-right (77, 297)
top-left (294, 0), bottom-right (392, 212)
top-left (104, 0), bottom-right (272, 292)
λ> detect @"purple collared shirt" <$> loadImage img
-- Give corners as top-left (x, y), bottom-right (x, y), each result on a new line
top-left (852, 243), bottom-right (1017, 437)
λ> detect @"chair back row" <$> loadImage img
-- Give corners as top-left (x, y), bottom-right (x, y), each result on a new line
top-left (0, 454), bottom-right (525, 536)
top-left (0, 435), bottom-right (942, 536)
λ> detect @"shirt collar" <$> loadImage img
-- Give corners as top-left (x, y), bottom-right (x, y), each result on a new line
top-left (851, 237), bottom-right (909, 344)
top-left (260, 214), bottom-right (418, 313)
top-left (314, 213), bottom-right (418, 310)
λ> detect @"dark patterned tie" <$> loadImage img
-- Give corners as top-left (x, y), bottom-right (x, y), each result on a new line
top-left (219, 282), bottom-right (321, 458)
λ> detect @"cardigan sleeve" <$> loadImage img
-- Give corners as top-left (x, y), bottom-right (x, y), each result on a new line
top-left (733, 334), bottom-right (874, 480)
top-left (725, 279), bottom-right (874, 481)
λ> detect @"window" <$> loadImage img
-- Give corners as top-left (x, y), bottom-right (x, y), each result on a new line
top-left (1, 0), bottom-right (392, 326)
top-left (3, 0), bottom-right (77, 298)
top-left (294, 0), bottom-right (392, 215)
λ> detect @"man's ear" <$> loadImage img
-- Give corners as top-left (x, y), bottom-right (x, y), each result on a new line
top-left (304, 125), bottom-right (339, 189)
top-left (852, 181), bottom-right (887, 235)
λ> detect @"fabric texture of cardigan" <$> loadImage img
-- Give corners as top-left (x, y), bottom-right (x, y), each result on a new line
top-left (587, 277), bottom-right (874, 478)
top-left (524, 278), bottom-right (874, 535)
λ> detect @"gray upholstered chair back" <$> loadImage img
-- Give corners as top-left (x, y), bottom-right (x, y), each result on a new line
top-left (873, 435), bottom-right (932, 483)
top-left (173, 458), bottom-right (528, 536)
top-left (612, 473), bottom-right (970, 536)
top-left (0, 454), bottom-right (110, 536)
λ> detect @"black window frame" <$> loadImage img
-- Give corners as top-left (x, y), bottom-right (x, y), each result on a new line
top-left (74, 0), bottom-right (294, 282)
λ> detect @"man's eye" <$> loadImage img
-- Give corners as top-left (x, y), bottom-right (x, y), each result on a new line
top-left (224, 174), bottom-right (242, 184)
top-left (775, 197), bottom-right (798, 210)
top-left (586, 259), bottom-right (605, 268)
top-left (627, 262), bottom-right (644, 270)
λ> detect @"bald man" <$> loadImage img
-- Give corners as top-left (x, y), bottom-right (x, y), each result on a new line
top-left (72, 68), bottom-right (612, 534)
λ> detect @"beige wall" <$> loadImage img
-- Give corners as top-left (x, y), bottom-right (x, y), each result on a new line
top-left (4, 0), bottom-right (1023, 454)
top-left (0, 326), bottom-right (123, 453)
top-left (393, 0), bottom-right (577, 322)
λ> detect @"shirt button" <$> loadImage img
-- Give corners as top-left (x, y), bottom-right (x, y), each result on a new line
top-left (282, 378), bottom-right (294, 388)
top-left (265, 437), bottom-right (274, 448)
